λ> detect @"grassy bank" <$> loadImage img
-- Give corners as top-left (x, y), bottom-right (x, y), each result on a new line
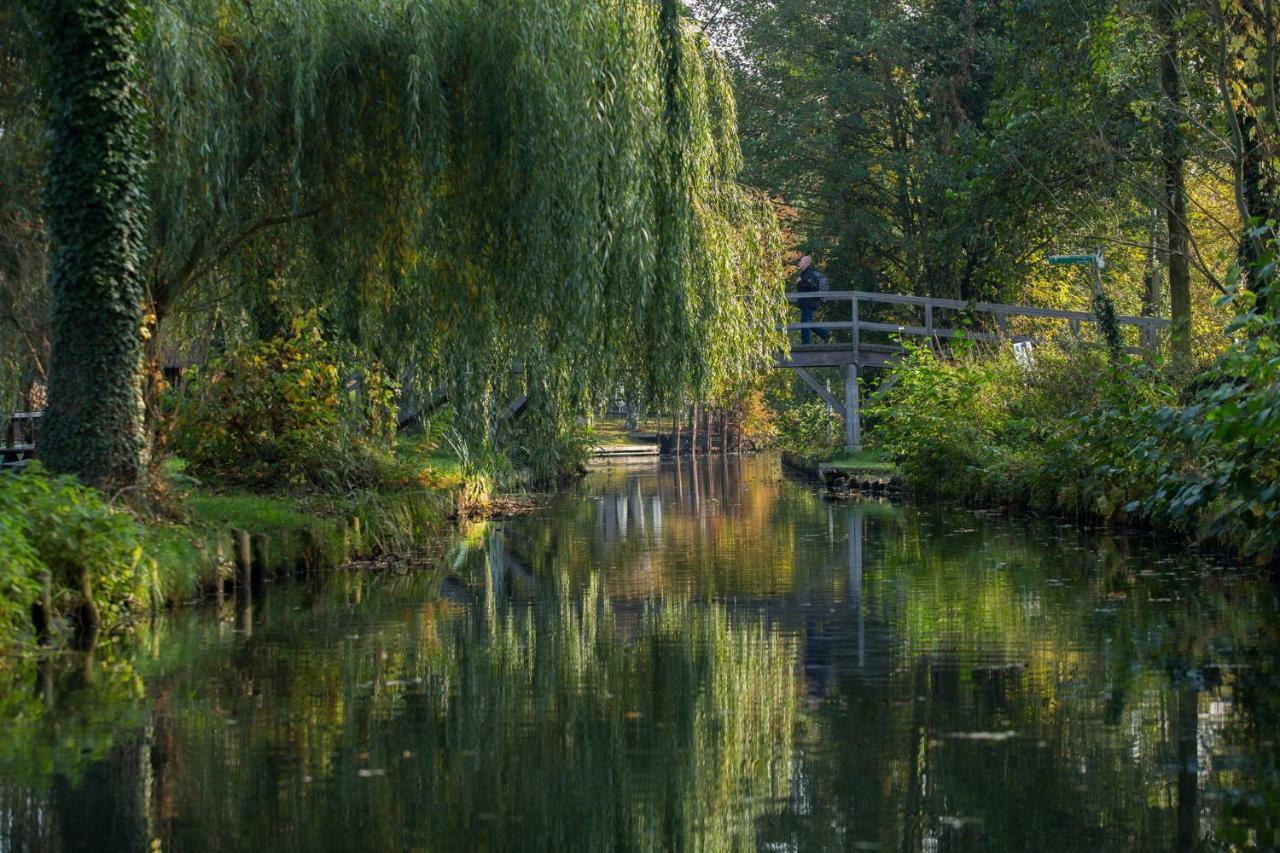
top-left (140, 485), bottom-right (456, 607)
top-left (780, 446), bottom-right (897, 478)
top-left (0, 441), bottom-right (492, 650)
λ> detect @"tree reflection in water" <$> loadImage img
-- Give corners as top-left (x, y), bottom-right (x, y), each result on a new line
top-left (1, 455), bottom-right (1278, 850)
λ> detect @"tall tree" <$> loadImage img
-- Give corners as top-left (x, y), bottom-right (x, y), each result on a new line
top-left (1157, 0), bottom-right (1193, 359)
top-left (35, 0), bottom-right (148, 487)
top-left (1216, 0), bottom-right (1280, 309)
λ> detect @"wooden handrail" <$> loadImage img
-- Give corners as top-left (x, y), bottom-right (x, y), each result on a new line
top-left (784, 291), bottom-right (1169, 329)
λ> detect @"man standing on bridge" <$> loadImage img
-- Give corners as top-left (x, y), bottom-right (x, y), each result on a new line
top-left (795, 255), bottom-right (830, 345)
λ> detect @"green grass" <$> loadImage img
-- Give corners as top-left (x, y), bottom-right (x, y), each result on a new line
top-left (140, 523), bottom-right (224, 605)
top-left (588, 420), bottom-right (637, 447)
top-left (823, 449), bottom-right (897, 475)
top-left (185, 493), bottom-right (318, 531)
top-left (588, 418), bottom-right (668, 447)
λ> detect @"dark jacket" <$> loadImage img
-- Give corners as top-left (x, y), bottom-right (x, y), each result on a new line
top-left (797, 267), bottom-right (823, 309)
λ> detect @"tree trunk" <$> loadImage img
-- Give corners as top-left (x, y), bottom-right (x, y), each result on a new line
top-left (1157, 0), bottom-right (1192, 360)
top-left (1240, 111), bottom-right (1279, 310)
top-left (37, 0), bottom-right (149, 487)
top-left (72, 565), bottom-right (100, 650)
top-left (690, 404), bottom-right (699, 457)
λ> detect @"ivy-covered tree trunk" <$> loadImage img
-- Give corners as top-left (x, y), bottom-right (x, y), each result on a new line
top-left (36, 0), bottom-right (149, 487)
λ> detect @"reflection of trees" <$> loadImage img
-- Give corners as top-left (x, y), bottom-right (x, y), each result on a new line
top-left (0, 650), bottom-right (150, 850)
top-left (1, 575), bottom-right (797, 851)
top-left (4, 470), bottom-right (1280, 850)
top-left (768, 507), bottom-right (1280, 850)
top-left (513, 455), bottom-right (888, 600)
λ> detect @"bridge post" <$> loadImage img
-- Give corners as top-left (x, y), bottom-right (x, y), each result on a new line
top-left (843, 361), bottom-right (861, 453)
top-left (851, 295), bottom-right (860, 353)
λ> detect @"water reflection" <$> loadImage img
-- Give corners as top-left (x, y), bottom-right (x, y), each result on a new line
top-left (1, 455), bottom-right (1278, 850)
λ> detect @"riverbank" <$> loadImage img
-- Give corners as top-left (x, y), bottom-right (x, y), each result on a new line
top-left (864, 335), bottom-right (1279, 567)
top-left (140, 485), bottom-right (457, 607)
top-left (0, 442), bottom-right (514, 650)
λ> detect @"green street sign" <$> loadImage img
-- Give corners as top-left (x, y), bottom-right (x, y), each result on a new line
top-left (1047, 254), bottom-right (1096, 266)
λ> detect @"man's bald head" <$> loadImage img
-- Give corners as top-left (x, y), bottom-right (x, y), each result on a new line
top-left (798, 255), bottom-right (812, 271)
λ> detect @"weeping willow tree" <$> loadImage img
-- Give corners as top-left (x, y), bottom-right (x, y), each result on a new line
top-left (135, 0), bottom-right (786, 474)
top-left (2, 0), bottom-right (784, 478)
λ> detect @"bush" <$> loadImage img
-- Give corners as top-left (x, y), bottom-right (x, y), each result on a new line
top-left (866, 341), bottom-right (1042, 499)
top-left (0, 505), bottom-right (41, 644)
top-left (1072, 284), bottom-right (1280, 562)
top-left (773, 399), bottom-right (843, 456)
top-left (0, 464), bottom-right (143, 645)
top-left (866, 276), bottom-right (1280, 564)
top-left (169, 314), bottom-right (398, 490)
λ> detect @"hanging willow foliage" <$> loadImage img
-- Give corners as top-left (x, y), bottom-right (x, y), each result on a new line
top-left (7, 0), bottom-right (786, 475)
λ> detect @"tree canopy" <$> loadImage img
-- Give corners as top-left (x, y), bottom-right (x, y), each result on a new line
top-left (695, 0), bottom-right (1279, 356)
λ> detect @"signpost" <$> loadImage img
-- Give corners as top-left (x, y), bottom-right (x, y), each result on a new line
top-left (1048, 250), bottom-right (1106, 295)
top-left (1048, 249), bottom-right (1126, 356)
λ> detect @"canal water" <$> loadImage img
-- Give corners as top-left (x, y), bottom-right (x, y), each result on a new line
top-left (2, 455), bottom-right (1278, 850)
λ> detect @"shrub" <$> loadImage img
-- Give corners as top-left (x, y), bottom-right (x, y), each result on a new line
top-left (0, 464), bottom-right (143, 645)
top-left (773, 399), bottom-right (842, 456)
top-left (866, 341), bottom-right (1036, 499)
top-left (169, 314), bottom-right (398, 490)
top-left (0, 504), bottom-right (41, 644)
top-left (865, 272), bottom-right (1280, 564)
top-left (1085, 283), bottom-right (1280, 562)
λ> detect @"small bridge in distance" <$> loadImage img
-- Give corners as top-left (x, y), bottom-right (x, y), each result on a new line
top-left (777, 291), bottom-right (1169, 452)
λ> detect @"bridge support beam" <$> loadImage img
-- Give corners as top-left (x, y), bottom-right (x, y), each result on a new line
top-left (843, 362), bottom-right (861, 453)
top-left (793, 367), bottom-right (843, 418)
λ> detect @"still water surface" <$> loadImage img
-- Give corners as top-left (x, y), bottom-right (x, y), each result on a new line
top-left (2, 455), bottom-right (1278, 850)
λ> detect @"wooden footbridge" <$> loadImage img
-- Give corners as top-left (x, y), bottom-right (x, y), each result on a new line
top-left (779, 291), bottom-right (1169, 452)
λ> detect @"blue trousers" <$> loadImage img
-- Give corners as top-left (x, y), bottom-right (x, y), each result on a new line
top-left (799, 301), bottom-right (830, 345)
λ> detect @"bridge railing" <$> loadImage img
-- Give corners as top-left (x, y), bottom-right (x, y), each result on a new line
top-left (784, 291), bottom-right (1169, 353)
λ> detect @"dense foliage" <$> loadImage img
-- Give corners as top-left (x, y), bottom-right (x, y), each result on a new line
top-left (869, 267), bottom-right (1280, 562)
top-left (0, 465), bottom-right (143, 645)
top-left (170, 314), bottom-right (397, 490)
top-left (772, 399), bottom-right (842, 457)
top-left (697, 0), bottom-right (1279, 353)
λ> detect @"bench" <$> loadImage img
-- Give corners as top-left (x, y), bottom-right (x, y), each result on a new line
top-left (2, 411), bottom-right (42, 469)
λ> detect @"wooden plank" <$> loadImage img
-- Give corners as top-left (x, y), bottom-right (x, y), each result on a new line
top-left (778, 346), bottom-right (903, 370)
top-left (865, 371), bottom-right (900, 405)
top-left (851, 295), bottom-right (860, 354)
top-left (848, 321), bottom-right (1001, 341)
top-left (591, 444), bottom-right (659, 457)
top-left (794, 367), bottom-right (845, 417)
